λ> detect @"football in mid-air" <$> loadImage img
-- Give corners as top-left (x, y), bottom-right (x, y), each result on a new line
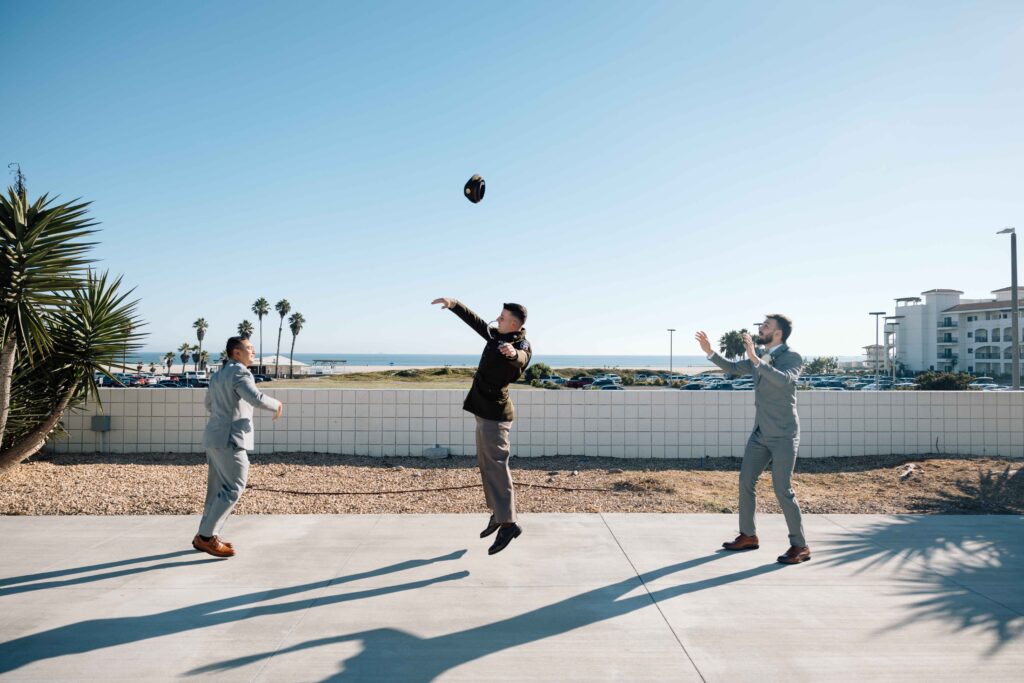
top-left (464, 174), bottom-right (485, 203)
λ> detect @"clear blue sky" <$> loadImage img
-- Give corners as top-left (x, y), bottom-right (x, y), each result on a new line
top-left (3, 1), bottom-right (1022, 357)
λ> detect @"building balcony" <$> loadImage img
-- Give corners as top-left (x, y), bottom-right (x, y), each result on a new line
top-left (936, 339), bottom-right (958, 346)
top-left (937, 354), bottom-right (958, 362)
top-left (937, 321), bottom-right (958, 329)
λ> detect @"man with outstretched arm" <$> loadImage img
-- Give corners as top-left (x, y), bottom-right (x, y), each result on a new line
top-left (432, 297), bottom-right (532, 555)
top-left (193, 336), bottom-right (283, 558)
top-left (696, 314), bottom-right (810, 564)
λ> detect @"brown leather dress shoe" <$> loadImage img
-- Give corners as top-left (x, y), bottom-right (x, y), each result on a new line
top-left (722, 533), bottom-right (759, 551)
top-left (777, 545), bottom-right (811, 564)
top-left (192, 534), bottom-right (235, 558)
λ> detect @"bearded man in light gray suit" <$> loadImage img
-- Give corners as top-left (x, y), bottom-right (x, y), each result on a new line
top-left (697, 314), bottom-right (810, 565)
top-left (192, 336), bottom-right (283, 558)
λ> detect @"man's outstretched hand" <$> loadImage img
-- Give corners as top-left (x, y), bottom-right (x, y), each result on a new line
top-left (432, 297), bottom-right (455, 309)
top-left (695, 331), bottom-right (713, 356)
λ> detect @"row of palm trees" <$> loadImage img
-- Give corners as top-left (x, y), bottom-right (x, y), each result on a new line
top-left (163, 300), bottom-right (307, 379)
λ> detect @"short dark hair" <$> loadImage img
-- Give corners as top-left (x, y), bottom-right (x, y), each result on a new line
top-left (226, 336), bottom-right (248, 361)
top-left (765, 313), bottom-right (793, 343)
top-left (503, 302), bottom-right (527, 324)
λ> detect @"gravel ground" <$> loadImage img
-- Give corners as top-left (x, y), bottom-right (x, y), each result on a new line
top-left (2, 453), bottom-right (1021, 516)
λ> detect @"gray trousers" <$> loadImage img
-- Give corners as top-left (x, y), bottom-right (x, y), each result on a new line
top-left (475, 416), bottom-right (517, 524)
top-left (198, 446), bottom-right (249, 538)
top-left (739, 430), bottom-right (806, 547)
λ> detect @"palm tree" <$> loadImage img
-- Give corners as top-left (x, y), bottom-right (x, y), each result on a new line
top-left (163, 352), bottom-right (174, 375)
top-left (252, 297), bottom-right (269, 373)
top-left (274, 299), bottom-right (291, 378)
top-left (191, 345), bottom-right (200, 372)
top-left (148, 363), bottom-right (156, 374)
top-left (237, 319), bottom-right (254, 339)
top-left (193, 318), bottom-right (208, 366)
top-left (287, 312), bottom-right (305, 379)
top-left (199, 349), bottom-right (209, 371)
top-left (178, 343), bottom-right (192, 375)
top-left (718, 329), bottom-right (749, 361)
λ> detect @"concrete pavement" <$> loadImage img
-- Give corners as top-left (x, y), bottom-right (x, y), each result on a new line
top-left (0, 513), bottom-right (1021, 682)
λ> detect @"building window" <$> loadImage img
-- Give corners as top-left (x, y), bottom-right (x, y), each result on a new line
top-left (993, 329), bottom-right (1001, 342)
top-left (968, 348), bottom-right (973, 354)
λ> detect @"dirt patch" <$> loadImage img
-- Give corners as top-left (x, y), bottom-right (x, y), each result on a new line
top-left (1, 453), bottom-right (1021, 516)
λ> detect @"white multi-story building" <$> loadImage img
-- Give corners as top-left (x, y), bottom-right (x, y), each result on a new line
top-left (885, 286), bottom-right (1024, 378)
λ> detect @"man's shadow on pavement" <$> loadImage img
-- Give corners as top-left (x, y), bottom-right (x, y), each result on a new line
top-left (190, 552), bottom-right (784, 682)
top-left (0, 550), bottom-right (470, 675)
top-left (0, 550), bottom-right (215, 596)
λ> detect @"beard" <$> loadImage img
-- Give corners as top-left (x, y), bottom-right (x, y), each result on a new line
top-left (757, 331), bottom-right (773, 345)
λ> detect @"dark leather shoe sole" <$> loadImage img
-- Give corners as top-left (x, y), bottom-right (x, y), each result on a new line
top-left (480, 522), bottom-right (501, 539)
top-left (777, 554), bottom-right (811, 565)
top-left (722, 543), bottom-right (759, 551)
top-left (488, 525), bottom-right (522, 555)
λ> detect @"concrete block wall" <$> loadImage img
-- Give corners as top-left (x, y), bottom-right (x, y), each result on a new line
top-left (51, 388), bottom-right (1024, 459)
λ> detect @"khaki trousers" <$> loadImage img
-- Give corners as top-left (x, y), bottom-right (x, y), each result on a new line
top-left (474, 416), bottom-right (517, 524)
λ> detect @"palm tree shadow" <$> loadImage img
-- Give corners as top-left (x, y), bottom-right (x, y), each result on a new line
top-left (0, 549), bottom-right (469, 675)
top-left (190, 552), bottom-right (785, 682)
top-left (821, 514), bottom-right (1023, 655)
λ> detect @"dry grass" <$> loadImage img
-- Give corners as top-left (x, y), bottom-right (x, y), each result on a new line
top-left (2, 453), bottom-right (1020, 516)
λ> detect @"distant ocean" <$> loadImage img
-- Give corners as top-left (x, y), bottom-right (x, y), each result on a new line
top-left (130, 352), bottom-right (861, 370)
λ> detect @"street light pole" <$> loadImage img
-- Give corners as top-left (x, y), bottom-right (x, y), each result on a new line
top-left (998, 228), bottom-right (1019, 390)
top-left (885, 316), bottom-right (904, 382)
top-left (667, 329), bottom-right (676, 378)
top-left (869, 311), bottom-right (886, 388)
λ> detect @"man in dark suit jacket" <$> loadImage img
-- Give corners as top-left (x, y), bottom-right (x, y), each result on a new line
top-left (433, 297), bottom-right (532, 555)
top-left (697, 314), bottom-right (810, 564)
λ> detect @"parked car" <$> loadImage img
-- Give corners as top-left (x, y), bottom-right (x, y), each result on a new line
top-left (680, 383), bottom-right (705, 390)
top-left (565, 377), bottom-right (594, 388)
top-left (157, 381), bottom-right (183, 388)
top-left (600, 384), bottom-right (624, 390)
top-left (252, 374), bottom-right (273, 383)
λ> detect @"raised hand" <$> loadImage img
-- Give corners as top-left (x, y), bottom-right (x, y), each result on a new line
top-left (695, 331), bottom-right (713, 356)
top-left (431, 297), bottom-right (455, 309)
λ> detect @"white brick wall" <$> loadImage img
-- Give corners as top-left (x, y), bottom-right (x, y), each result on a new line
top-left (52, 388), bottom-right (1024, 459)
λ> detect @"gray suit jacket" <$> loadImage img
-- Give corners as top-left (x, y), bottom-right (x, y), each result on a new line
top-left (202, 361), bottom-right (282, 451)
top-left (709, 344), bottom-right (802, 438)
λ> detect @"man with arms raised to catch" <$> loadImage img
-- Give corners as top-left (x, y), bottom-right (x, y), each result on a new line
top-left (696, 315), bottom-right (810, 564)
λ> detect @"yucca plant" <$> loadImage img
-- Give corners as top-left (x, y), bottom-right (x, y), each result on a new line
top-left (0, 270), bottom-right (143, 471)
top-left (0, 185), bottom-right (144, 472)
top-left (0, 188), bottom-right (98, 442)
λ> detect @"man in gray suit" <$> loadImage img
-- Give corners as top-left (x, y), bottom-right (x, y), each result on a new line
top-left (192, 336), bottom-right (283, 558)
top-left (696, 314), bottom-right (810, 564)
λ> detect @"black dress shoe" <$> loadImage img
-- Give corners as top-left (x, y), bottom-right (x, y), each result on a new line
top-left (488, 523), bottom-right (522, 555)
top-left (480, 517), bottom-right (501, 539)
